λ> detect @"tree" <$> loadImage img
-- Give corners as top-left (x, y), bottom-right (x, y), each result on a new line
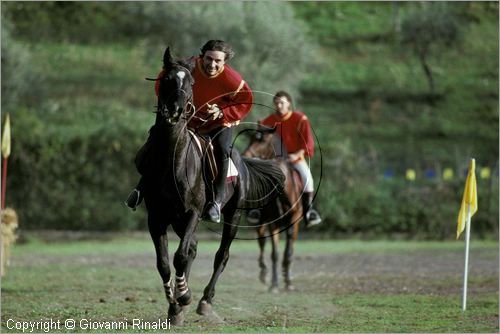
top-left (1, 15), bottom-right (40, 111)
top-left (401, 5), bottom-right (461, 93)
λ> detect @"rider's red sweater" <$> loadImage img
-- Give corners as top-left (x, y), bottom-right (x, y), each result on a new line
top-left (155, 57), bottom-right (253, 134)
top-left (260, 111), bottom-right (315, 159)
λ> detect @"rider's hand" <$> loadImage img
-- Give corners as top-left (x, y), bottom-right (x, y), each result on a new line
top-left (207, 104), bottom-right (223, 120)
top-left (288, 153), bottom-right (299, 162)
top-left (288, 150), bottom-right (304, 163)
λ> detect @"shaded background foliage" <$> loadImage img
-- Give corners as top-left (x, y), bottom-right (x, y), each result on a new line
top-left (1, 1), bottom-right (498, 239)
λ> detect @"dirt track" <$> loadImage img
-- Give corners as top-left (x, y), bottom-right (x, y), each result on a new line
top-left (13, 242), bottom-right (498, 295)
top-left (4, 238), bottom-right (498, 332)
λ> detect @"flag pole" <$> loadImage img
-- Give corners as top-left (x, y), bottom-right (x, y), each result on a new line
top-left (461, 203), bottom-right (472, 312)
top-left (457, 158), bottom-right (477, 311)
top-left (1, 156), bottom-right (7, 209)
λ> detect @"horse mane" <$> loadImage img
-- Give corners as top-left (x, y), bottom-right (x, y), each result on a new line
top-left (239, 157), bottom-right (286, 209)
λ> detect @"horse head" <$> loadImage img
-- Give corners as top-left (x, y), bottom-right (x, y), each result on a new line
top-left (243, 125), bottom-right (287, 160)
top-left (157, 47), bottom-right (196, 126)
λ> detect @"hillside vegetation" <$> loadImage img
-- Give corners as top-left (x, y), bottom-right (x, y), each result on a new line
top-left (1, 2), bottom-right (498, 238)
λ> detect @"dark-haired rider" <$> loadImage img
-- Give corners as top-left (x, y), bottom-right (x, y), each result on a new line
top-left (126, 40), bottom-right (253, 224)
top-left (258, 91), bottom-right (322, 227)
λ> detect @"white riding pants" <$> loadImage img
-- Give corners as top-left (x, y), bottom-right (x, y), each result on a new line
top-left (292, 159), bottom-right (314, 193)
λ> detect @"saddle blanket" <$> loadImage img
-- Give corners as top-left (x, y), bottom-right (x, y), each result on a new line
top-left (227, 158), bottom-right (238, 182)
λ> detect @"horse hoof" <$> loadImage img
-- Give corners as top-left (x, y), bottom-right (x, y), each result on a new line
top-left (177, 289), bottom-right (192, 306)
top-left (259, 271), bottom-right (267, 284)
top-left (285, 284), bottom-right (296, 292)
top-left (196, 300), bottom-right (213, 316)
top-left (170, 312), bottom-right (185, 326)
top-left (269, 286), bottom-right (279, 294)
top-left (168, 304), bottom-right (184, 326)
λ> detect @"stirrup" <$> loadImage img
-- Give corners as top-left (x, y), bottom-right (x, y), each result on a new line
top-left (125, 189), bottom-right (142, 211)
top-left (305, 209), bottom-right (322, 227)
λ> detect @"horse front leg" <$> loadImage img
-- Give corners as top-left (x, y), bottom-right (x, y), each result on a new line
top-left (172, 210), bottom-right (199, 307)
top-left (196, 210), bottom-right (240, 316)
top-left (149, 225), bottom-right (181, 322)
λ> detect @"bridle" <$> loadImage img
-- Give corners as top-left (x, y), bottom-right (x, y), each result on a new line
top-left (148, 66), bottom-right (195, 125)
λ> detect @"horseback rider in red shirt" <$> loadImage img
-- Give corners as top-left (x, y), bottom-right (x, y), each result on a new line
top-left (126, 40), bottom-right (253, 223)
top-left (260, 91), bottom-right (322, 227)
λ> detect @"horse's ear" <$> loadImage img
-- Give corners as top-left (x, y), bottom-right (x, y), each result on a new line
top-left (163, 47), bottom-right (174, 70)
top-left (258, 124), bottom-right (277, 134)
top-left (184, 57), bottom-right (196, 73)
top-left (178, 56), bottom-right (196, 74)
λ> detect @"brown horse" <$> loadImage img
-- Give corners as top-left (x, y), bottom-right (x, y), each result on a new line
top-left (243, 126), bottom-right (304, 292)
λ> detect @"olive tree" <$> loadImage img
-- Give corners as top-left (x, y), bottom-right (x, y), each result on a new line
top-left (401, 5), bottom-right (461, 93)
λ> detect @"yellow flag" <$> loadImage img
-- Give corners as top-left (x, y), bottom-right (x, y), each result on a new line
top-left (457, 159), bottom-right (478, 239)
top-left (1, 113), bottom-right (11, 159)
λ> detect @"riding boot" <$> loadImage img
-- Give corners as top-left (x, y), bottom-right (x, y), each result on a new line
top-left (301, 191), bottom-right (322, 228)
top-left (206, 158), bottom-right (229, 223)
top-left (125, 177), bottom-right (144, 211)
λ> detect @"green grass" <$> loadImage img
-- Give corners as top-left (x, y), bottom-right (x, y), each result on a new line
top-left (2, 236), bottom-right (498, 332)
top-left (11, 232), bottom-right (498, 256)
top-left (31, 42), bottom-right (157, 108)
top-left (327, 294), bottom-right (499, 333)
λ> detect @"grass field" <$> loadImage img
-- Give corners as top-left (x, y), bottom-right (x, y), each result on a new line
top-left (1, 233), bottom-right (498, 332)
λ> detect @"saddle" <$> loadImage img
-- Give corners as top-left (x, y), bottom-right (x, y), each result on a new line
top-left (188, 130), bottom-right (218, 184)
top-left (135, 128), bottom-right (237, 186)
top-left (187, 130), bottom-right (240, 186)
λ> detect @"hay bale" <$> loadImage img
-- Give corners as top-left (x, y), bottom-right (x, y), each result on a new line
top-left (1, 207), bottom-right (19, 276)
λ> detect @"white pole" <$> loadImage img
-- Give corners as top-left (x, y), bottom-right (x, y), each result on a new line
top-left (462, 203), bottom-right (472, 311)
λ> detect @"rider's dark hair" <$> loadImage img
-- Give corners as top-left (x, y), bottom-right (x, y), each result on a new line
top-left (200, 40), bottom-right (235, 61)
top-left (273, 90), bottom-right (293, 106)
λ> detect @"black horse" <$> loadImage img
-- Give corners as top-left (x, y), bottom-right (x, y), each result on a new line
top-left (141, 47), bottom-right (285, 324)
top-left (243, 127), bottom-right (304, 292)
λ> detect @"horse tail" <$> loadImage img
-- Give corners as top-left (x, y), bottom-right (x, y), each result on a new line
top-left (240, 157), bottom-right (286, 209)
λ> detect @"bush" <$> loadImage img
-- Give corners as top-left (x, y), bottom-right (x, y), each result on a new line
top-left (313, 138), bottom-right (498, 240)
top-left (8, 101), bottom-right (150, 230)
